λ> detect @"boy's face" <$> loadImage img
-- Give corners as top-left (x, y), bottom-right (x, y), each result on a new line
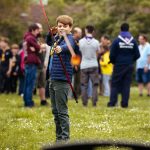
top-left (57, 22), bottom-right (72, 36)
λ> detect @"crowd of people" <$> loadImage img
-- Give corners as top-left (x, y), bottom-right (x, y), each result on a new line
top-left (1, 14), bottom-right (150, 142)
top-left (0, 22), bottom-right (150, 107)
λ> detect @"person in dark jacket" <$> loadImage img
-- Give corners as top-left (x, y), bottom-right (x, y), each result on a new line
top-left (72, 27), bottom-right (82, 99)
top-left (7, 44), bottom-right (20, 93)
top-left (0, 37), bottom-right (12, 93)
top-left (46, 15), bottom-right (77, 142)
top-left (23, 23), bottom-right (41, 107)
top-left (107, 23), bottom-right (140, 108)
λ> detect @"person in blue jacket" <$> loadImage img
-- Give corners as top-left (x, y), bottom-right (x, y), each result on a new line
top-left (107, 23), bottom-right (140, 108)
top-left (46, 15), bottom-right (77, 142)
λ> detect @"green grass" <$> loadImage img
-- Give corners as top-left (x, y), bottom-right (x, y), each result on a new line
top-left (0, 87), bottom-right (150, 150)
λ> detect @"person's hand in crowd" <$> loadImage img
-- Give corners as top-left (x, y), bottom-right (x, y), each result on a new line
top-left (144, 66), bottom-right (149, 73)
top-left (74, 66), bottom-right (78, 71)
top-left (13, 72), bottom-right (17, 76)
top-left (40, 44), bottom-right (46, 52)
top-left (6, 70), bottom-right (11, 77)
top-left (30, 47), bottom-right (35, 52)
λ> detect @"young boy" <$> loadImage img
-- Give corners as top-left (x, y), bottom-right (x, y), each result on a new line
top-left (46, 15), bottom-right (76, 142)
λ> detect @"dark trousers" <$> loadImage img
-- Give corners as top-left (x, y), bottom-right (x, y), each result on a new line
top-left (0, 67), bottom-right (7, 93)
top-left (10, 75), bottom-right (18, 93)
top-left (4, 76), bottom-right (11, 93)
top-left (49, 80), bottom-right (70, 141)
top-left (3, 75), bottom-right (18, 93)
top-left (73, 71), bottom-right (81, 99)
top-left (108, 64), bottom-right (133, 107)
top-left (45, 79), bottom-right (50, 98)
top-left (81, 67), bottom-right (99, 106)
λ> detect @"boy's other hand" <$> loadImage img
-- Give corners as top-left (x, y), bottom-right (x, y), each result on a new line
top-left (54, 46), bottom-right (62, 54)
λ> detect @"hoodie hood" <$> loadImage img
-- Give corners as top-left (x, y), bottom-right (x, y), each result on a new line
top-left (119, 31), bottom-right (132, 39)
top-left (118, 31), bottom-right (133, 44)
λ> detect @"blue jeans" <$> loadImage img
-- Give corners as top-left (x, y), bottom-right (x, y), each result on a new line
top-left (23, 64), bottom-right (37, 107)
top-left (18, 75), bottom-right (25, 95)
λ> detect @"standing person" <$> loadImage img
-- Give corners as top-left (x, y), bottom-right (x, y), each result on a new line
top-left (79, 25), bottom-right (100, 107)
top-left (0, 37), bottom-right (12, 93)
top-left (36, 23), bottom-right (48, 106)
top-left (46, 15), bottom-right (76, 142)
top-left (7, 44), bottom-right (20, 93)
top-left (100, 45), bottom-right (113, 97)
top-left (44, 44), bottom-right (51, 99)
top-left (18, 42), bottom-right (25, 96)
top-left (136, 35), bottom-right (150, 96)
top-left (72, 27), bottom-right (82, 99)
top-left (99, 35), bottom-right (111, 95)
top-left (107, 23), bottom-right (140, 108)
top-left (23, 24), bottom-right (41, 107)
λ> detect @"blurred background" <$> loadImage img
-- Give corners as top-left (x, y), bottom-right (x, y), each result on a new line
top-left (0, 0), bottom-right (150, 43)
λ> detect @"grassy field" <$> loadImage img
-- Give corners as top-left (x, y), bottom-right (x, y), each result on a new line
top-left (0, 87), bottom-right (150, 150)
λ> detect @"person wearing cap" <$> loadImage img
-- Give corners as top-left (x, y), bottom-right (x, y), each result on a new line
top-left (107, 23), bottom-right (140, 108)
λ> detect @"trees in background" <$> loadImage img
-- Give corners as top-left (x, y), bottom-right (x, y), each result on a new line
top-left (0, 0), bottom-right (150, 42)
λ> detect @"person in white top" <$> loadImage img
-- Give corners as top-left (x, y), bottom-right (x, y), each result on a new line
top-left (136, 34), bottom-right (150, 96)
top-left (79, 25), bottom-right (100, 106)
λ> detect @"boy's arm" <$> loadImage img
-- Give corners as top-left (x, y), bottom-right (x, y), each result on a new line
top-left (59, 36), bottom-right (75, 54)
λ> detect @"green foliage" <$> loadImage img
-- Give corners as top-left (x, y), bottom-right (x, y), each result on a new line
top-left (0, 0), bottom-right (30, 43)
top-left (0, 19), bottom-right (26, 43)
top-left (0, 87), bottom-right (150, 149)
top-left (0, 0), bottom-right (150, 42)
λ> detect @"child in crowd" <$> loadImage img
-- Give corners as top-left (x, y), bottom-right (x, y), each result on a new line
top-left (0, 37), bottom-right (12, 93)
top-left (7, 44), bottom-right (20, 93)
top-left (100, 45), bottom-right (113, 96)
